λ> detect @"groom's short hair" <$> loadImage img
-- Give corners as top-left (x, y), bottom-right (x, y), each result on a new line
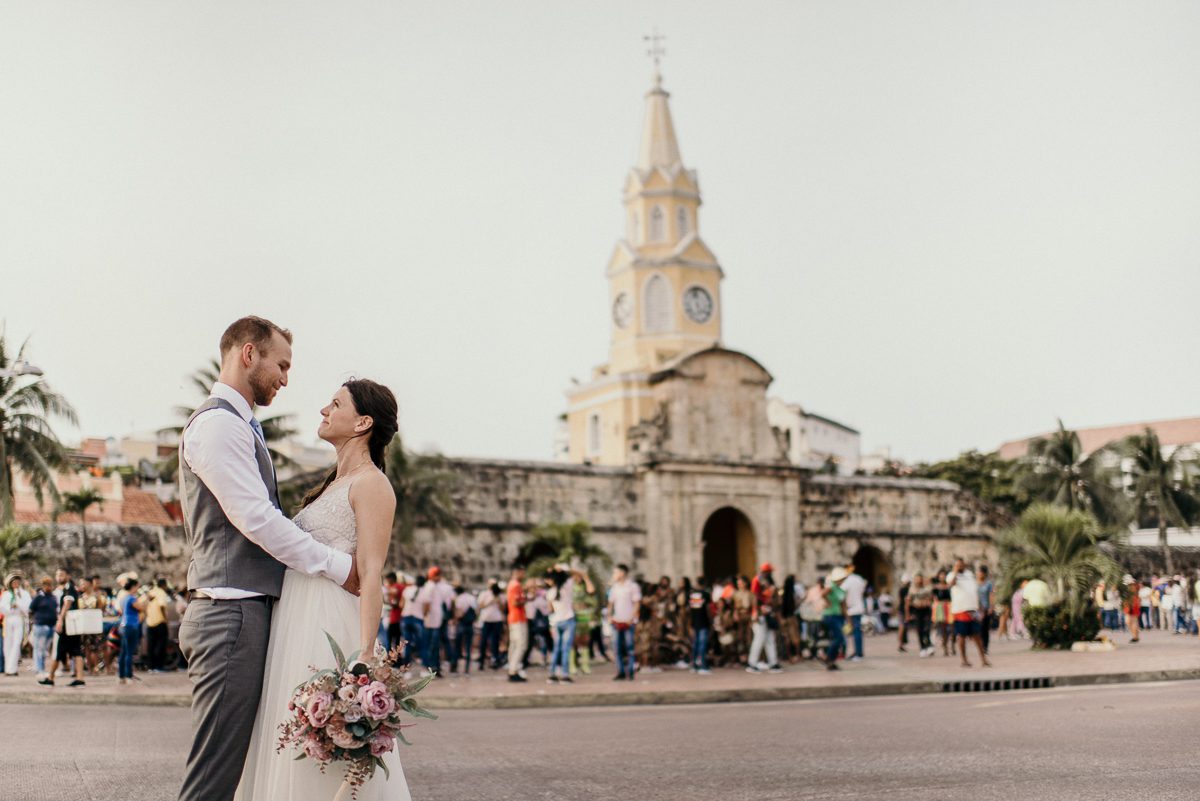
top-left (220, 315), bottom-right (293, 358)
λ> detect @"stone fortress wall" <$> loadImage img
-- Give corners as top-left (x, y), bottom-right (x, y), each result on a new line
top-left (27, 459), bottom-right (1000, 592)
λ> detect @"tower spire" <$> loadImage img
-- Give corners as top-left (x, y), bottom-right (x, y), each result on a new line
top-left (637, 29), bottom-right (681, 170)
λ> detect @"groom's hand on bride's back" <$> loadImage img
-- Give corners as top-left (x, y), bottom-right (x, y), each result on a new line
top-left (341, 553), bottom-right (361, 596)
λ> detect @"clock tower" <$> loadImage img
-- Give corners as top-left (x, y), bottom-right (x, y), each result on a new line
top-left (606, 70), bottom-right (723, 375)
top-left (564, 64), bottom-right (728, 465)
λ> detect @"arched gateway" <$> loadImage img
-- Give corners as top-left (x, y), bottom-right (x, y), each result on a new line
top-left (702, 507), bottom-right (757, 580)
top-left (852, 544), bottom-right (893, 593)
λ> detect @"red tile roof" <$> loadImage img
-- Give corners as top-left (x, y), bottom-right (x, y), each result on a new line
top-left (119, 489), bottom-right (176, 526)
top-left (15, 488), bottom-right (175, 527)
top-left (999, 416), bottom-right (1200, 460)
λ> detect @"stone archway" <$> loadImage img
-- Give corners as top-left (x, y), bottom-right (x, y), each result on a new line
top-left (702, 507), bottom-right (757, 581)
top-left (852, 544), bottom-right (893, 593)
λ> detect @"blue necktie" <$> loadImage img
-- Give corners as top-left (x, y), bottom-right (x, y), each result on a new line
top-left (250, 417), bottom-right (280, 505)
top-left (249, 417), bottom-right (267, 449)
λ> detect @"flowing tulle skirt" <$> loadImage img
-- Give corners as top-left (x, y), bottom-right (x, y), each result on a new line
top-left (235, 570), bottom-right (410, 801)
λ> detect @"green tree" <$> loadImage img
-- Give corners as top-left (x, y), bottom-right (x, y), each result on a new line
top-left (159, 358), bottom-right (298, 478)
top-left (386, 435), bottom-right (460, 550)
top-left (997, 504), bottom-right (1124, 617)
top-left (1121, 428), bottom-right (1200, 576)
top-left (911, 449), bottom-right (1026, 515)
top-left (518, 519), bottom-right (613, 592)
top-left (0, 333), bottom-right (77, 523)
top-left (1016, 420), bottom-right (1128, 527)
top-left (60, 488), bottom-right (104, 578)
top-left (0, 523), bottom-right (47, 575)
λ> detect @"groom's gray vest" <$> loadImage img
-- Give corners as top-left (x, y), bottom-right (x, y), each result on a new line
top-left (179, 397), bottom-right (286, 597)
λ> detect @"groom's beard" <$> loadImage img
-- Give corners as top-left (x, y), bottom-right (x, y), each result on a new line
top-left (248, 366), bottom-right (277, 407)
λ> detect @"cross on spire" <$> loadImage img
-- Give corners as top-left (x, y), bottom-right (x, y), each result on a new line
top-left (644, 28), bottom-right (666, 84)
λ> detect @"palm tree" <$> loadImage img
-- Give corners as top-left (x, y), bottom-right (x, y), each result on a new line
top-left (997, 504), bottom-right (1124, 617)
top-left (0, 333), bottom-right (77, 522)
top-left (518, 520), bottom-right (613, 593)
top-left (1121, 429), bottom-right (1200, 576)
top-left (60, 488), bottom-right (104, 578)
top-left (385, 434), bottom-right (460, 552)
top-left (1016, 420), bottom-right (1128, 527)
top-left (158, 359), bottom-right (298, 478)
top-left (0, 523), bottom-right (46, 575)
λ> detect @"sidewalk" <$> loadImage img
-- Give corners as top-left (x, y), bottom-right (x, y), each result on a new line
top-left (2, 629), bottom-right (1196, 710)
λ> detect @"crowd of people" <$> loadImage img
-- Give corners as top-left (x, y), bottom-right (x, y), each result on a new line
top-left (7, 560), bottom-right (1199, 686)
top-left (376, 556), bottom-right (1006, 682)
top-left (1087, 573), bottom-right (1200, 642)
top-left (0, 566), bottom-right (184, 684)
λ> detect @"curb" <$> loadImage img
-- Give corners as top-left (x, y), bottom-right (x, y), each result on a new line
top-left (2, 668), bottom-right (1198, 710)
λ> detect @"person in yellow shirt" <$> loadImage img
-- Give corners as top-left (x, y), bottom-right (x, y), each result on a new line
top-left (145, 578), bottom-right (171, 673)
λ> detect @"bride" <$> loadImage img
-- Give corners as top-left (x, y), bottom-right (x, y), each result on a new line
top-left (236, 378), bottom-right (410, 801)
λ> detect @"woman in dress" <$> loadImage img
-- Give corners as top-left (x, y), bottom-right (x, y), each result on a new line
top-left (932, 569), bottom-right (953, 657)
top-left (1, 573), bottom-right (32, 675)
top-left (237, 378), bottom-right (409, 801)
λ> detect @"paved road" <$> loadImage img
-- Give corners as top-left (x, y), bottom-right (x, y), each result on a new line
top-left (3, 681), bottom-right (1199, 800)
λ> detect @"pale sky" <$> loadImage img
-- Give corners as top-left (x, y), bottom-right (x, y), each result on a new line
top-left (3, 2), bottom-right (1198, 464)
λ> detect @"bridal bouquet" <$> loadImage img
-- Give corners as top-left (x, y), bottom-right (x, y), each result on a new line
top-left (277, 632), bottom-right (437, 795)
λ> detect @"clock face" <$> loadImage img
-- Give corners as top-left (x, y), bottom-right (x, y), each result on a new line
top-left (682, 286), bottom-right (714, 324)
top-left (612, 292), bottom-right (633, 328)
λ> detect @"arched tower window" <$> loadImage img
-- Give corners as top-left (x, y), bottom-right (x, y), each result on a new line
top-left (677, 206), bottom-right (689, 238)
top-left (649, 205), bottom-right (665, 242)
top-left (644, 274), bottom-right (670, 333)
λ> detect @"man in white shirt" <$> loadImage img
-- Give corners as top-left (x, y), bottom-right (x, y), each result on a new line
top-left (450, 585), bottom-right (478, 675)
top-left (476, 580), bottom-right (505, 670)
top-left (839, 566), bottom-right (867, 661)
top-left (416, 566), bottom-right (455, 674)
top-left (399, 575), bottom-right (425, 669)
top-left (606, 564), bottom-right (642, 680)
top-left (177, 316), bottom-right (360, 801)
top-left (947, 558), bottom-right (990, 668)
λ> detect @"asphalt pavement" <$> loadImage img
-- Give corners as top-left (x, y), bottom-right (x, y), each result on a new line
top-left (3, 680), bottom-right (1198, 801)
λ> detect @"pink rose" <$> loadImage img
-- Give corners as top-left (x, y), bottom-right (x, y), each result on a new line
top-left (343, 704), bottom-right (364, 723)
top-left (303, 734), bottom-right (332, 761)
top-left (358, 681), bottom-right (395, 721)
top-left (369, 730), bottom-right (395, 757)
top-left (357, 674), bottom-right (370, 686)
top-left (305, 692), bottom-right (334, 728)
top-left (337, 685), bottom-right (358, 703)
top-left (330, 726), bottom-right (359, 750)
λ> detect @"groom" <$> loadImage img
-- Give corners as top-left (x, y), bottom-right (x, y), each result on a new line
top-left (177, 315), bottom-right (360, 801)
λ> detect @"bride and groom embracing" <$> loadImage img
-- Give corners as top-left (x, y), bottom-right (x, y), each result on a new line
top-left (176, 315), bottom-right (412, 801)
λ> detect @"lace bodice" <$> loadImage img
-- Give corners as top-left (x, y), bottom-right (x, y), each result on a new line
top-left (293, 479), bottom-right (357, 554)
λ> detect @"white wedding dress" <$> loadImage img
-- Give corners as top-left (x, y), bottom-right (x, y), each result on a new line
top-left (235, 479), bottom-right (411, 801)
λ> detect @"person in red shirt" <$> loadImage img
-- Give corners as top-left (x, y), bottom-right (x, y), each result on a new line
top-left (505, 565), bottom-right (528, 682)
top-left (746, 563), bottom-right (783, 674)
top-left (384, 571), bottom-right (405, 655)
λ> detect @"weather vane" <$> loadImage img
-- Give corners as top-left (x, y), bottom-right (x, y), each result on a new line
top-left (644, 28), bottom-right (666, 83)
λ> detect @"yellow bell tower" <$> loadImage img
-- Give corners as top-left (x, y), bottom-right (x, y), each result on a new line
top-left (564, 55), bottom-right (725, 465)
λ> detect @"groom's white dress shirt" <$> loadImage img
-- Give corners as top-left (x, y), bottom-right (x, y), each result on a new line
top-left (184, 382), bottom-right (351, 599)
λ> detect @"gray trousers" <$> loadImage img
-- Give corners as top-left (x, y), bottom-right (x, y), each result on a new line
top-left (177, 597), bottom-right (273, 801)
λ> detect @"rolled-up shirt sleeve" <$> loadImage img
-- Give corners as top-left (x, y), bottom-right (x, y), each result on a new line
top-left (184, 410), bottom-right (351, 584)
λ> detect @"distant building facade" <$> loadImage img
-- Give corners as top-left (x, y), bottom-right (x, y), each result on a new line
top-left (766, 398), bottom-right (860, 475)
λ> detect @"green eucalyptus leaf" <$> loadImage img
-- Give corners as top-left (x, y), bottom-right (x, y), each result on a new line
top-left (324, 631), bottom-right (346, 670)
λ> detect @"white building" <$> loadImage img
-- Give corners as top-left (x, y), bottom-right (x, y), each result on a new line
top-left (766, 397), bottom-right (860, 475)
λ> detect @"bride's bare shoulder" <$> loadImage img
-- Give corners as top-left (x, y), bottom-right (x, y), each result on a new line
top-left (349, 468), bottom-right (395, 509)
